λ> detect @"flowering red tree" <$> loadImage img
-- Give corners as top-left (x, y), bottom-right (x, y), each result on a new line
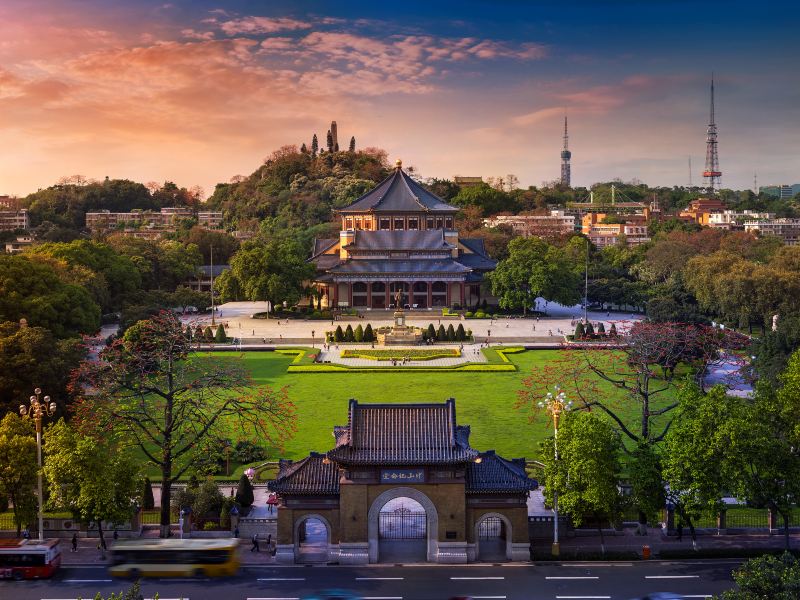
top-left (518, 321), bottom-right (748, 445)
top-left (71, 312), bottom-right (296, 537)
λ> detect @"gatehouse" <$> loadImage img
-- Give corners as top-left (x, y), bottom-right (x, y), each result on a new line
top-left (268, 399), bottom-right (536, 564)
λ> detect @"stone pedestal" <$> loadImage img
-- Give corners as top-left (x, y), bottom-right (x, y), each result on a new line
top-left (511, 542), bottom-right (531, 561)
top-left (436, 541), bottom-right (468, 563)
top-left (377, 311), bottom-right (423, 345)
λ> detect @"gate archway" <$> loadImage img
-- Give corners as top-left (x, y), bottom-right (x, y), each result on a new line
top-left (368, 487), bottom-right (438, 563)
top-left (474, 512), bottom-right (512, 561)
top-left (294, 513), bottom-right (332, 563)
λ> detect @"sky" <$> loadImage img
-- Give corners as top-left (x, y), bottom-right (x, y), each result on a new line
top-left (1, 0), bottom-right (798, 198)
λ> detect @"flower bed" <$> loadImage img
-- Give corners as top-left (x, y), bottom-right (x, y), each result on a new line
top-left (340, 348), bottom-right (461, 361)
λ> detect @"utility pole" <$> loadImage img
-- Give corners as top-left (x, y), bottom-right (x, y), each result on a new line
top-left (210, 244), bottom-right (215, 327)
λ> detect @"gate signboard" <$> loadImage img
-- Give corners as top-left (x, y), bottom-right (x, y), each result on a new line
top-left (380, 469), bottom-right (424, 483)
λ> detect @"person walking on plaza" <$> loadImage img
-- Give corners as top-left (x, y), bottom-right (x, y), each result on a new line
top-left (251, 533), bottom-right (260, 552)
top-left (71, 533), bottom-right (78, 553)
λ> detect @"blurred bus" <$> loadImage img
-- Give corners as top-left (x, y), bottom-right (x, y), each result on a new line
top-left (109, 538), bottom-right (239, 578)
top-left (0, 538), bottom-right (62, 580)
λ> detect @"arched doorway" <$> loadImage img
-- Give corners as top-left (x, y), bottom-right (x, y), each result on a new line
top-left (474, 513), bottom-right (512, 562)
top-left (294, 514), bottom-right (331, 563)
top-left (378, 497), bottom-right (426, 563)
top-left (431, 281), bottom-right (447, 307)
top-left (368, 487), bottom-right (439, 563)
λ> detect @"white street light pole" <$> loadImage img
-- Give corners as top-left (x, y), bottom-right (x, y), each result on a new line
top-left (19, 388), bottom-right (57, 542)
top-left (539, 386), bottom-right (572, 557)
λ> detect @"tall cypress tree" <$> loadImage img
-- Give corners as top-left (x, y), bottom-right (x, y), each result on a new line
top-left (364, 323), bottom-right (374, 342)
top-left (349, 136), bottom-right (356, 152)
top-left (300, 142), bottom-right (308, 154)
top-left (311, 134), bottom-right (318, 157)
top-left (427, 324), bottom-right (436, 340)
top-left (326, 130), bottom-right (333, 152)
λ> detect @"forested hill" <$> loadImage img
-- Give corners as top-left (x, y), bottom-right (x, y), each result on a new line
top-left (205, 145), bottom-right (390, 234)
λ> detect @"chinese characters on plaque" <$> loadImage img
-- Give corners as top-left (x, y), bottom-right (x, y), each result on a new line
top-left (380, 469), bottom-right (425, 483)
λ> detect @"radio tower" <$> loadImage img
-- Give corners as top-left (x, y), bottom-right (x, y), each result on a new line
top-left (560, 115), bottom-right (571, 187)
top-left (703, 76), bottom-right (722, 193)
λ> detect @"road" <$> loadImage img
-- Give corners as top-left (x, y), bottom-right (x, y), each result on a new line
top-left (2, 560), bottom-right (739, 600)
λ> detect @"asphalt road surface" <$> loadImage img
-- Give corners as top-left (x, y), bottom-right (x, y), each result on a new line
top-left (1, 560), bottom-right (740, 600)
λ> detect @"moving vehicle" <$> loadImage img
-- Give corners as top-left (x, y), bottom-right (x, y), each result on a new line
top-left (0, 538), bottom-right (61, 580)
top-left (109, 538), bottom-right (239, 578)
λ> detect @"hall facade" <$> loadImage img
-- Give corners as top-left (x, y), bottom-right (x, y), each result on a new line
top-left (268, 399), bottom-right (536, 564)
top-left (310, 161), bottom-right (496, 309)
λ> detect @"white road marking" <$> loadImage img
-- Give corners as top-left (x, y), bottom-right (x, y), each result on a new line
top-left (62, 579), bottom-right (113, 583)
top-left (645, 575), bottom-right (701, 579)
top-left (682, 596), bottom-right (713, 598)
top-left (568, 562), bottom-right (632, 567)
top-left (159, 578), bottom-right (209, 582)
top-left (356, 577), bottom-right (405, 580)
top-left (362, 597), bottom-right (403, 600)
top-left (469, 597), bottom-right (507, 599)
top-left (246, 597), bottom-right (299, 600)
top-left (546, 576), bottom-right (600, 580)
top-left (257, 578), bottom-right (307, 581)
top-left (450, 576), bottom-right (505, 580)
top-left (555, 596), bottom-right (611, 599)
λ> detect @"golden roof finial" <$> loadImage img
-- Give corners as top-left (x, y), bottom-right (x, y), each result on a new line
top-left (395, 159), bottom-right (402, 170)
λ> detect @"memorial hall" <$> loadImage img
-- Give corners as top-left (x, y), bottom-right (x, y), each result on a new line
top-left (310, 160), bottom-right (496, 310)
top-left (268, 399), bottom-right (536, 564)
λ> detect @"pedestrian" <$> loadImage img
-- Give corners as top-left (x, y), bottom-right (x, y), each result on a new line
top-left (71, 533), bottom-right (78, 552)
top-left (251, 533), bottom-right (260, 552)
top-left (252, 329), bottom-right (255, 336)
top-left (266, 533), bottom-right (272, 551)
top-left (234, 526), bottom-right (239, 538)
top-left (22, 528), bottom-right (30, 540)
top-left (676, 521), bottom-right (683, 542)
top-left (113, 529), bottom-right (118, 541)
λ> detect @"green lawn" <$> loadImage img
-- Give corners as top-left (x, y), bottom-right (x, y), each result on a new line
top-left (206, 349), bottom-right (678, 464)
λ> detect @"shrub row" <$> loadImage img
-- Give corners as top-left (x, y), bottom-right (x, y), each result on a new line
top-left (341, 348), bottom-right (460, 361)
top-left (287, 363), bottom-right (516, 373)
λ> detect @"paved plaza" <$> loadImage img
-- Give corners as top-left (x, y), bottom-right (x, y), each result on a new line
top-left (317, 343), bottom-right (488, 366)
top-left (184, 300), bottom-right (641, 344)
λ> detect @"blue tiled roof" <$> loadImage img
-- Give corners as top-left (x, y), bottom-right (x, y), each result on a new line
top-left (347, 230), bottom-right (455, 251)
top-left (466, 451), bottom-right (538, 494)
top-left (341, 167), bottom-right (457, 213)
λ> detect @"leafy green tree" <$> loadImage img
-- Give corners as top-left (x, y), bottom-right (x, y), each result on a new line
top-left (43, 419), bottom-right (142, 550)
top-left (218, 239), bottom-right (314, 307)
top-left (0, 321), bottom-right (85, 416)
top-left (27, 240), bottom-right (141, 311)
top-left (170, 286), bottom-right (211, 313)
top-left (363, 323), bottom-right (374, 342)
top-left (72, 312), bottom-right (296, 536)
top-left (489, 237), bottom-right (580, 314)
top-left (354, 324), bottom-right (364, 342)
top-left (193, 479), bottom-right (224, 526)
top-left (437, 324), bottom-right (446, 341)
top-left (334, 325), bottom-right (344, 342)
top-left (0, 255), bottom-right (100, 337)
top-left (662, 384), bottom-right (741, 547)
top-left (235, 473), bottom-right (254, 508)
top-left (456, 323), bottom-right (466, 341)
top-left (203, 326), bottom-right (213, 341)
top-left (0, 414), bottom-right (38, 536)
top-left (541, 411), bottom-right (622, 555)
top-left (728, 356), bottom-right (800, 550)
top-left (184, 227), bottom-right (239, 264)
top-left (628, 443), bottom-right (665, 527)
top-left (715, 552), bottom-right (800, 600)
top-left (754, 314), bottom-right (800, 386)
top-left (194, 325), bottom-right (204, 340)
top-left (584, 322), bottom-right (595, 337)
top-left (214, 324), bottom-right (227, 343)
top-left (451, 183), bottom-right (518, 215)
top-left (344, 324), bottom-right (354, 342)
top-left (142, 477), bottom-right (155, 511)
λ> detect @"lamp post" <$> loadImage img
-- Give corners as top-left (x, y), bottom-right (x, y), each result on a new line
top-left (538, 386), bottom-right (572, 556)
top-left (19, 388), bottom-right (57, 542)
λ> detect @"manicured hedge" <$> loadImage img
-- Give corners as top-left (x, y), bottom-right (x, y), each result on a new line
top-left (341, 348), bottom-right (460, 361)
top-left (287, 363), bottom-right (516, 373)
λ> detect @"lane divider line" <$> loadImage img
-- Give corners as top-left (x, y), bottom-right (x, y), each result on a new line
top-left (62, 579), bottom-right (113, 583)
top-left (257, 578), bottom-right (307, 581)
top-left (645, 575), bottom-right (700, 579)
top-left (356, 577), bottom-right (405, 580)
top-left (546, 576), bottom-right (600, 580)
top-left (450, 576), bottom-right (505, 580)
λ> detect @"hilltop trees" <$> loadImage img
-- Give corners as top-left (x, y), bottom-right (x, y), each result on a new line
top-left (71, 312), bottom-right (296, 536)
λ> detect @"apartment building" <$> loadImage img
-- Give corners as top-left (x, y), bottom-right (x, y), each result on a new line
top-left (483, 210), bottom-right (576, 238)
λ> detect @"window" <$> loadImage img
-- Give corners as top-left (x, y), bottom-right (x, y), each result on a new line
top-left (379, 218), bottom-right (391, 230)
top-left (394, 218), bottom-right (405, 230)
top-left (426, 218), bottom-right (434, 229)
top-left (408, 218), bottom-right (418, 230)
top-left (436, 218), bottom-right (443, 229)
top-left (345, 218), bottom-right (353, 230)
top-left (355, 218), bottom-right (362, 230)
top-left (364, 218), bottom-right (372, 230)
top-left (445, 217), bottom-right (453, 229)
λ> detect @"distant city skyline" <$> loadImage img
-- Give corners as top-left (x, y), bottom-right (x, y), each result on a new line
top-left (1, 0), bottom-right (798, 197)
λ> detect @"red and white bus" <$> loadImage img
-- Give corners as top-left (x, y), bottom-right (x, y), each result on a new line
top-left (0, 538), bottom-right (62, 580)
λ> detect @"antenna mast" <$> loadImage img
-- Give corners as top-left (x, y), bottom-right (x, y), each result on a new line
top-left (703, 75), bottom-right (722, 193)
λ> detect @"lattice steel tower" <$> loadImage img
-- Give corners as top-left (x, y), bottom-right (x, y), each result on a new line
top-left (560, 115), bottom-right (571, 187)
top-left (703, 76), bottom-right (722, 192)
